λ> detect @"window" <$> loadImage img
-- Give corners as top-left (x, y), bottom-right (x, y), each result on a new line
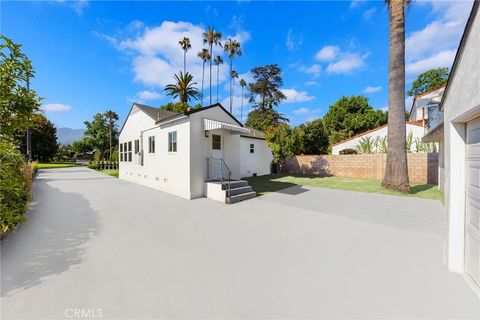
top-left (134, 139), bottom-right (140, 154)
top-left (212, 134), bottom-right (221, 150)
top-left (123, 142), bottom-right (127, 161)
top-left (250, 143), bottom-right (254, 154)
top-left (128, 141), bottom-right (132, 162)
top-left (168, 131), bottom-right (177, 152)
top-left (148, 136), bottom-right (155, 153)
top-left (120, 143), bottom-right (123, 161)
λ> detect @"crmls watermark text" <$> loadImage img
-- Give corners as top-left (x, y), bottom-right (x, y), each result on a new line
top-left (64, 308), bottom-right (103, 319)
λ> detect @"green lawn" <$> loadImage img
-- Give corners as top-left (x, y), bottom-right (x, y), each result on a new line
top-left (38, 162), bottom-right (78, 169)
top-left (97, 169), bottom-right (119, 178)
top-left (245, 174), bottom-right (444, 202)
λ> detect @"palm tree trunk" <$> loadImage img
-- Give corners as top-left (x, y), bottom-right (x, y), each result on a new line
top-left (183, 50), bottom-right (186, 74)
top-left (209, 44), bottom-right (213, 106)
top-left (26, 75), bottom-right (32, 161)
top-left (216, 64), bottom-right (219, 103)
top-left (229, 59), bottom-right (233, 113)
top-left (382, 0), bottom-right (410, 193)
top-left (201, 61), bottom-right (205, 107)
top-left (241, 86), bottom-right (244, 124)
top-left (109, 122), bottom-right (112, 161)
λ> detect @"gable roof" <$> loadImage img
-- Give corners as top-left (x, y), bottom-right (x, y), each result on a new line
top-left (409, 85), bottom-right (446, 117)
top-left (440, 0), bottom-right (479, 112)
top-left (119, 103), bottom-right (180, 135)
top-left (183, 103), bottom-right (244, 126)
top-left (332, 121), bottom-right (423, 147)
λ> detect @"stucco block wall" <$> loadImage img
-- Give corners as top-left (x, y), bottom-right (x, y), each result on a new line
top-left (282, 153), bottom-right (439, 184)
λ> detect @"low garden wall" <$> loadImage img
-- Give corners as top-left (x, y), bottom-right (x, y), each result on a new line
top-left (282, 153), bottom-right (439, 184)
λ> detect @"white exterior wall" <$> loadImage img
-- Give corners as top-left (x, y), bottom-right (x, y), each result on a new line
top-left (119, 107), bottom-right (192, 199)
top-left (240, 137), bottom-right (273, 177)
top-left (332, 124), bottom-right (425, 155)
top-left (442, 6), bottom-right (480, 279)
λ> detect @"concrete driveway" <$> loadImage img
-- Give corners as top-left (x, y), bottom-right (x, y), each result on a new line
top-left (1, 167), bottom-right (479, 319)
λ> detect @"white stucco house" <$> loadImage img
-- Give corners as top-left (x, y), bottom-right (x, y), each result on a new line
top-left (438, 0), bottom-right (480, 295)
top-left (118, 103), bottom-right (273, 203)
top-left (331, 121), bottom-right (425, 155)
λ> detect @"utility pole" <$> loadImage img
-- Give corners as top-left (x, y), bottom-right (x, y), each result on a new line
top-left (26, 74), bottom-right (32, 161)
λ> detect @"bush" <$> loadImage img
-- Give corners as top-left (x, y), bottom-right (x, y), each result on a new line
top-left (87, 161), bottom-right (98, 169)
top-left (0, 142), bottom-right (32, 233)
top-left (30, 161), bottom-right (39, 175)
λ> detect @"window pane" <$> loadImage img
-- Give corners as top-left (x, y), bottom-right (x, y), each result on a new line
top-left (128, 141), bottom-right (132, 151)
top-left (120, 143), bottom-right (123, 152)
top-left (212, 135), bottom-right (221, 150)
top-left (169, 131), bottom-right (177, 152)
top-left (128, 151), bottom-right (132, 162)
top-left (134, 140), bottom-right (139, 153)
top-left (120, 153), bottom-right (123, 161)
top-left (250, 144), bottom-right (254, 153)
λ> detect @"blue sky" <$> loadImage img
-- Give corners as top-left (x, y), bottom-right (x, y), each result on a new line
top-left (2, 0), bottom-right (473, 129)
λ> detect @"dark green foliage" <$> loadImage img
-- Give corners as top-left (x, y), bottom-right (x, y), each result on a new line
top-left (0, 141), bottom-right (31, 232)
top-left (16, 114), bottom-right (58, 162)
top-left (245, 108), bottom-right (288, 132)
top-left (297, 119), bottom-right (329, 154)
top-left (160, 101), bottom-right (201, 113)
top-left (407, 67), bottom-right (449, 96)
top-left (248, 64), bottom-right (286, 110)
top-left (323, 96), bottom-right (387, 145)
top-left (0, 36), bottom-right (42, 141)
top-left (265, 124), bottom-right (304, 164)
top-left (84, 113), bottom-right (116, 160)
top-left (164, 71), bottom-right (201, 103)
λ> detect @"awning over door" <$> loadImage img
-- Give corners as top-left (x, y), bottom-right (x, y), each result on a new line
top-left (203, 118), bottom-right (250, 134)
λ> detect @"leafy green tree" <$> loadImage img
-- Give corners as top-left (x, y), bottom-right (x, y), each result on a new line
top-left (202, 27), bottom-right (222, 106)
top-left (245, 108), bottom-right (288, 132)
top-left (407, 67), bottom-right (449, 96)
top-left (72, 138), bottom-right (94, 157)
top-left (298, 119), bottom-right (329, 154)
top-left (16, 114), bottom-right (58, 162)
top-left (323, 96), bottom-right (387, 145)
top-left (0, 36), bottom-right (41, 141)
top-left (160, 101), bottom-right (201, 113)
top-left (265, 124), bottom-right (304, 164)
top-left (104, 110), bottom-right (119, 161)
top-left (224, 38), bottom-right (242, 112)
top-left (248, 64), bottom-right (286, 111)
top-left (84, 113), bottom-right (109, 160)
top-left (164, 71), bottom-right (201, 104)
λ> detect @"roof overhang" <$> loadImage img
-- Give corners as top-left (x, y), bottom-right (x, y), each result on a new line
top-left (422, 123), bottom-right (444, 143)
top-left (203, 118), bottom-right (250, 134)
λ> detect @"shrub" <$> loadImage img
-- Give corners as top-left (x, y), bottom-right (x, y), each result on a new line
top-left (0, 142), bottom-right (31, 233)
top-left (87, 161), bottom-right (98, 169)
top-left (30, 161), bottom-right (39, 175)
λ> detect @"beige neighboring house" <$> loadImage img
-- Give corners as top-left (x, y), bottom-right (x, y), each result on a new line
top-left (434, 0), bottom-right (480, 295)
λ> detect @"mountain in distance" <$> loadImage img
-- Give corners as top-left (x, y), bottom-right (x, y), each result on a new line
top-left (56, 127), bottom-right (85, 145)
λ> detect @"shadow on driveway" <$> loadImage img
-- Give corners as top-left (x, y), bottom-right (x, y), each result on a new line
top-left (1, 178), bottom-right (99, 296)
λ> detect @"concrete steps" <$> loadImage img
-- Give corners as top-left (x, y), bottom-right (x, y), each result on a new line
top-left (223, 180), bottom-right (256, 204)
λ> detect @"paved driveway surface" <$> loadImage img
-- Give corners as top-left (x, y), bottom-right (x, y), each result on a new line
top-left (1, 167), bottom-right (479, 319)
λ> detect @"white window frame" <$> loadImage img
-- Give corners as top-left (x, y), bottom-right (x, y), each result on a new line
top-left (148, 136), bottom-right (155, 153)
top-left (168, 131), bottom-right (177, 153)
top-left (250, 143), bottom-right (255, 154)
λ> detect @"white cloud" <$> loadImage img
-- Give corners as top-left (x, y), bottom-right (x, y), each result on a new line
top-left (101, 21), bottom-right (249, 89)
top-left (55, 0), bottom-right (88, 15)
top-left (406, 49), bottom-right (456, 75)
top-left (305, 80), bottom-right (320, 86)
top-left (363, 7), bottom-right (376, 20)
top-left (350, 0), bottom-right (367, 9)
top-left (315, 45), bottom-right (340, 62)
top-left (137, 90), bottom-right (162, 100)
top-left (292, 107), bottom-right (310, 115)
top-left (405, 0), bottom-right (472, 76)
top-left (286, 28), bottom-right (303, 51)
top-left (326, 53), bottom-right (366, 74)
top-left (281, 89), bottom-right (315, 103)
top-left (42, 103), bottom-right (72, 113)
top-left (363, 86), bottom-right (382, 94)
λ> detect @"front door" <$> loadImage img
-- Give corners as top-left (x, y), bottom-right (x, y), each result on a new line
top-left (209, 133), bottom-right (224, 180)
top-left (466, 117), bottom-right (480, 289)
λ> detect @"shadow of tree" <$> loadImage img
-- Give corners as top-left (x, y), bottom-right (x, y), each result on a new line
top-left (410, 184), bottom-right (437, 195)
top-left (1, 178), bottom-right (99, 296)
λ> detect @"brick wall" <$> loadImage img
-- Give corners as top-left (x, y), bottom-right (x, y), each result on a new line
top-left (282, 153), bottom-right (439, 184)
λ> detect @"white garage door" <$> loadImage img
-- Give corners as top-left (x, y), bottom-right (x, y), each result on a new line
top-left (466, 117), bottom-right (480, 289)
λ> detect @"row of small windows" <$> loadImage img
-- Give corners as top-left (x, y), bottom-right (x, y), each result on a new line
top-left (120, 131), bottom-right (178, 161)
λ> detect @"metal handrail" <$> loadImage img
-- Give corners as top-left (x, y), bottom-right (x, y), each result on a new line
top-left (206, 157), bottom-right (231, 190)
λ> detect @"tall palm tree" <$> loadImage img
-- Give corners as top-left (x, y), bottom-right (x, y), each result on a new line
top-left (214, 55), bottom-right (224, 103)
top-left (231, 70), bottom-right (238, 112)
top-left (223, 38), bottom-right (242, 113)
top-left (239, 78), bottom-right (246, 123)
top-left (197, 49), bottom-right (211, 107)
top-left (178, 37), bottom-right (191, 74)
top-left (104, 110), bottom-right (119, 161)
top-left (202, 28), bottom-right (222, 106)
top-left (164, 71), bottom-right (201, 103)
top-left (382, 0), bottom-right (410, 193)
